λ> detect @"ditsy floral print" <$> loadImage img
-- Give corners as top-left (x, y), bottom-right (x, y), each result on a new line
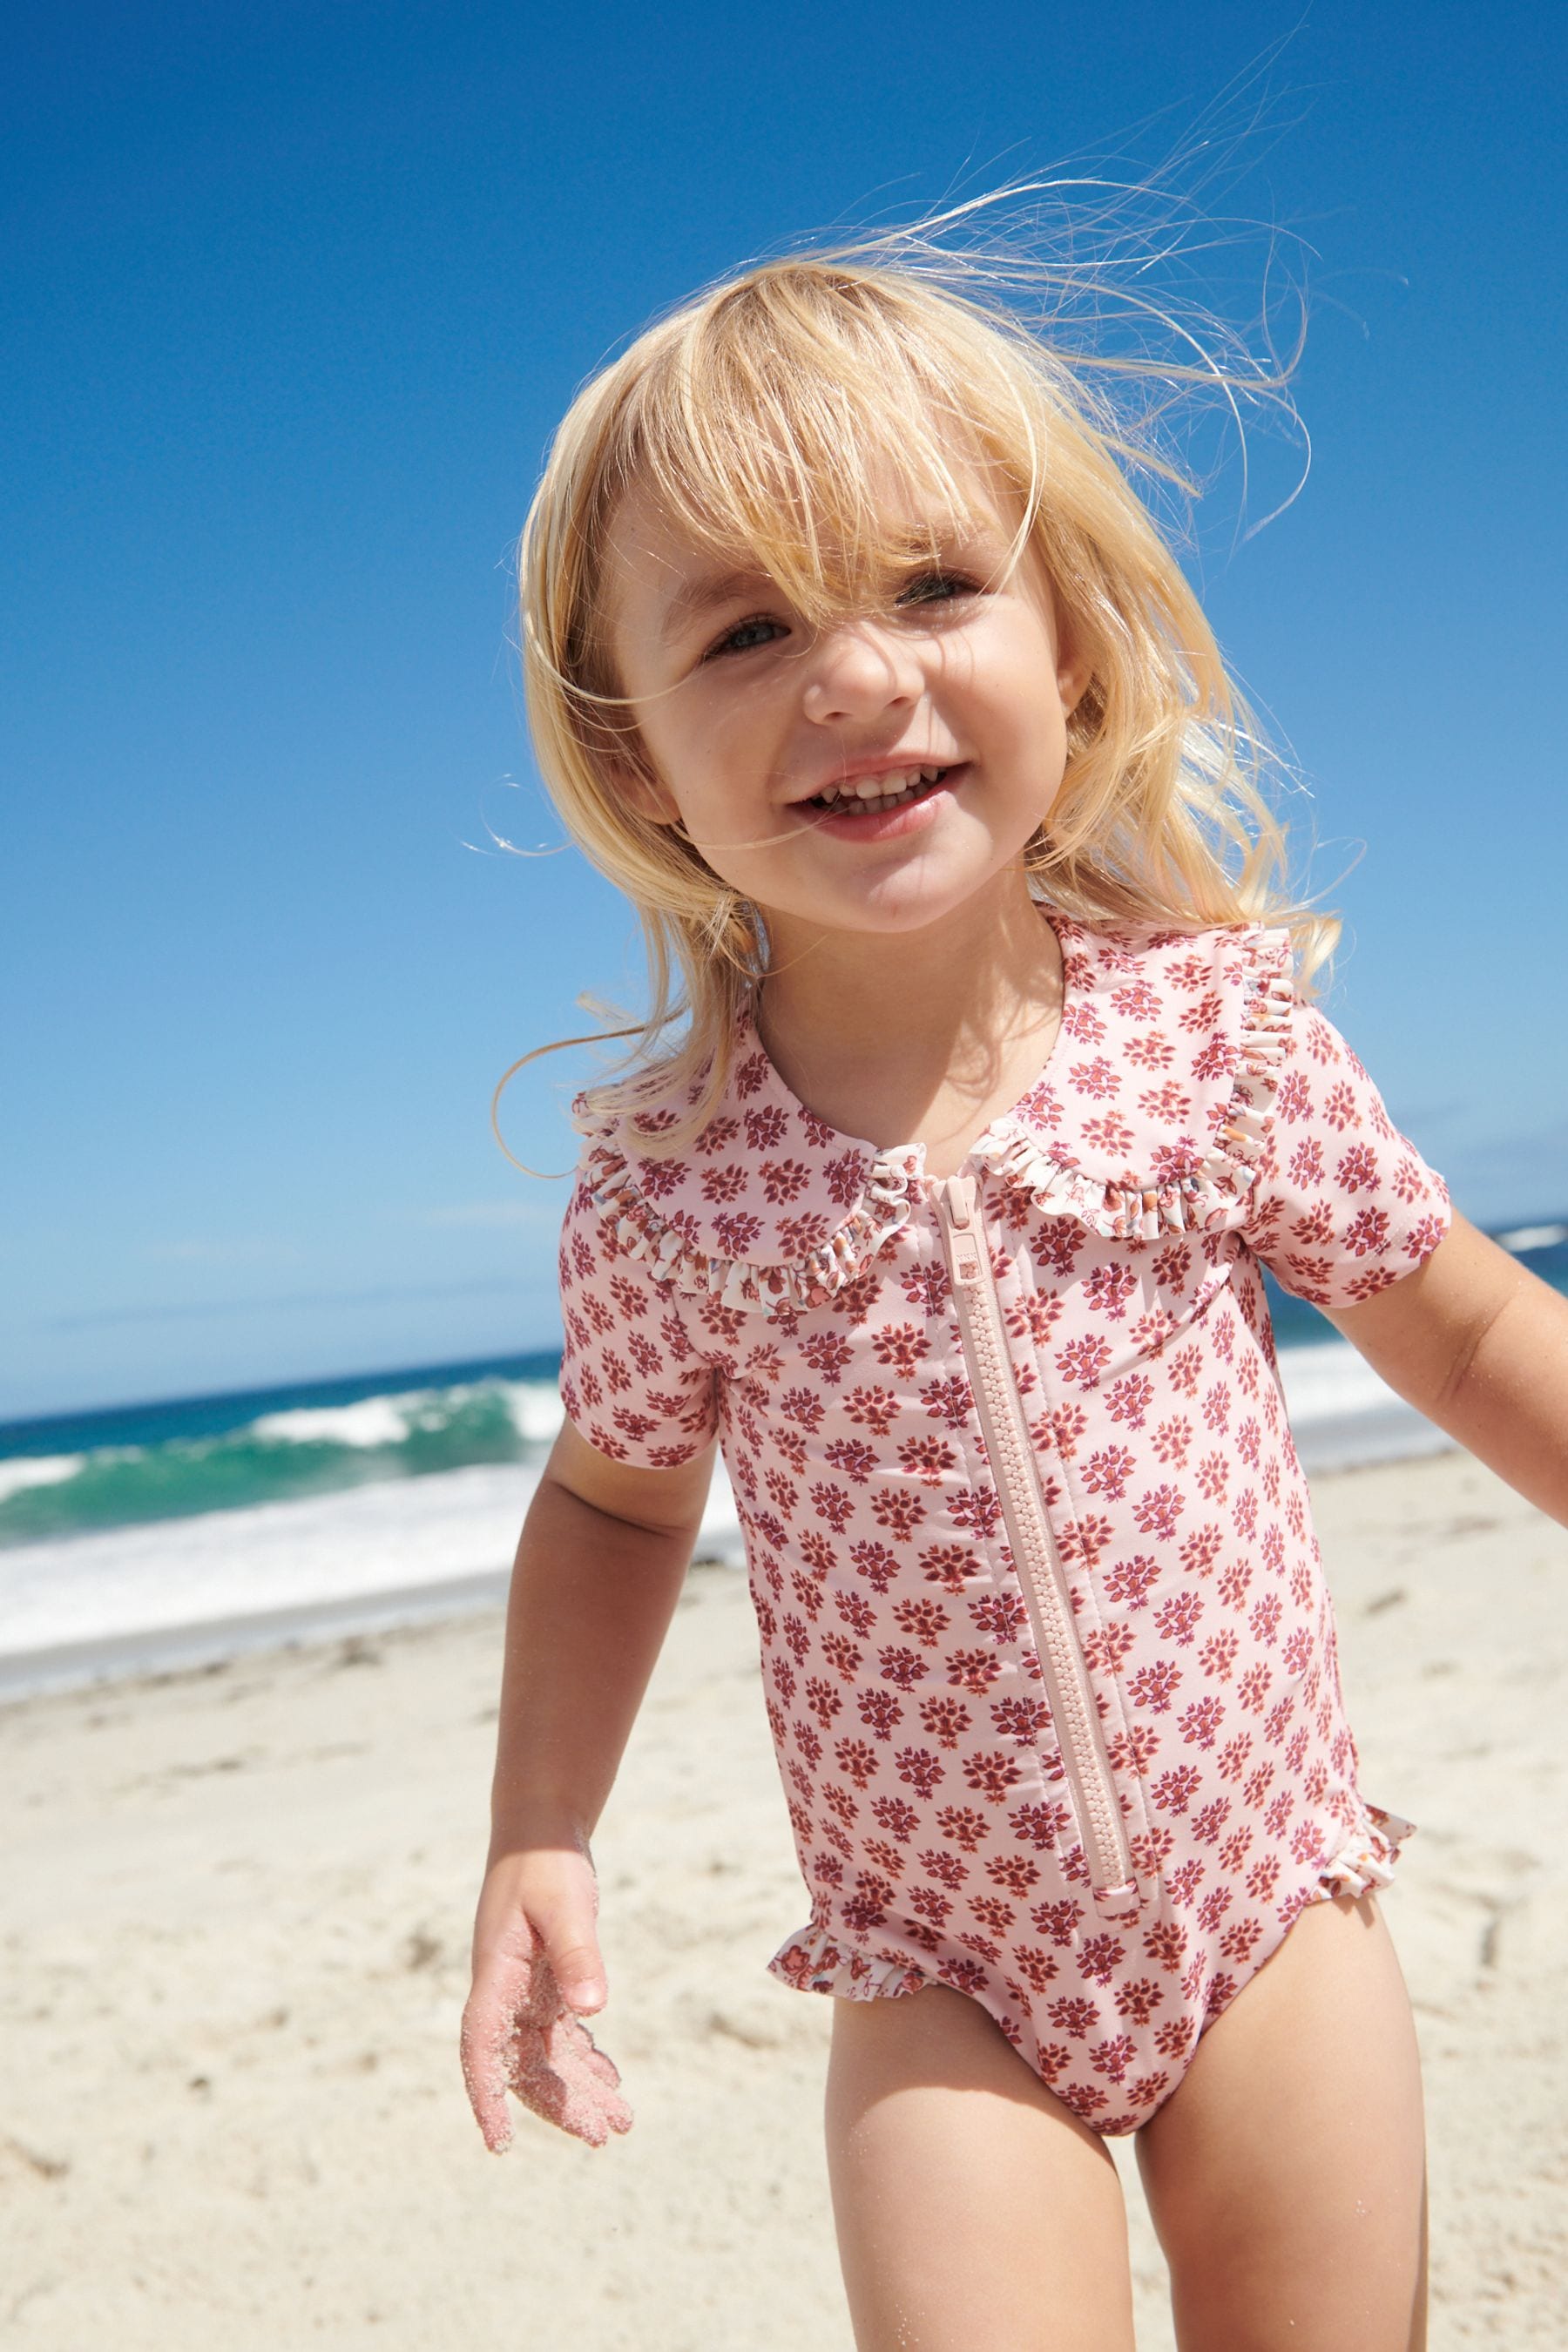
top-left (557, 916), bottom-right (1450, 2134)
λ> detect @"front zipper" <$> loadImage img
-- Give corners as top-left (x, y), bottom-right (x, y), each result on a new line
top-left (933, 1174), bottom-right (1140, 1927)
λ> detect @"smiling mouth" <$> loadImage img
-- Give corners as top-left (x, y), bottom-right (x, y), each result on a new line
top-left (804, 765), bottom-right (956, 815)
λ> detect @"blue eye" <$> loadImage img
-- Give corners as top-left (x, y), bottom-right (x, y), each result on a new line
top-left (706, 614), bottom-right (787, 659)
top-left (700, 571), bottom-right (977, 660)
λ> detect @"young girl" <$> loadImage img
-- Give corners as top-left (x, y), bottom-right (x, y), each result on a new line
top-left (459, 233), bottom-right (1568, 2350)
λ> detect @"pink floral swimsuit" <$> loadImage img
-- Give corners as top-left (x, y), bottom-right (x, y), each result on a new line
top-left (557, 915), bottom-right (1450, 2135)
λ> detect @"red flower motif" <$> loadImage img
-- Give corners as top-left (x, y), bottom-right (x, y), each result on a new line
top-left (843, 1382), bottom-right (901, 1434)
top-left (1011, 1804), bottom-right (1073, 1855)
top-left (1128, 1659), bottom-right (1182, 1713)
top-left (918, 1694), bottom-right (972, 1749)
top-left (963, 1748), bottom-right (1023, 1803)
top-left (877, 1645), bottom-right (928, 1690)
top-left (857, 1689), bottom-right (905, 1741)
top-left (894, 1747), bottom-right (944, 1798)
top-left (935, 1804), bottom-right (991, 1852)
top-left (743, 1105), bottom-right (787, 1151)
top-left (954, 1576), bottom-right (1022, 1642)
top-left (871, 1488), bottom-right (927, 1538)
top-left (1083, 1444), bottom-right (1135, 1499)
top-left (900, 1262), bottom-right (952, 1314)
top-left (1046, 1995), bottom-right (1098, 2039)
top-left (823, 1436), bottom-right (878, 1485)
top-left (760, 1157), bottom-right (809, 1203)
top-left (801, 1328), bottom-right (854, 1382)
top-left (808, 1481), bottom-right (854, 1533)
top-left (918, 1541), bottom-right (977, 1592)
top-left (891, 1596), bottom-right (950, 1648)
top-left (871, 1322), bottom-right (926, 1376)
top-left (897, 1434), bottom-right (956, 1486)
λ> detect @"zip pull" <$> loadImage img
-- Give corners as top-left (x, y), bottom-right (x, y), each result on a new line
top-left (940, 1177), bottom-right (983, 1287)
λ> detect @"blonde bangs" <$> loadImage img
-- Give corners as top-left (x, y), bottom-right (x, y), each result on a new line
top-left (510, 231), bottom-right (1339, 1158)
top-left (625, 280), bottom-right (1032, 620)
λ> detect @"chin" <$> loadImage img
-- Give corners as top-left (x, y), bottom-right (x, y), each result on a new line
top-left (842, 889), bottom-right (987, 936)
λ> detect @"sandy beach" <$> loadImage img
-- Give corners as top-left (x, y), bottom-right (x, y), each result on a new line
top-left (2, 1443), bottom-right (1564, 2349)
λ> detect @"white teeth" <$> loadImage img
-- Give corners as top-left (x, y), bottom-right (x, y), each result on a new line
top-left (809, 765), bottom-right (950, 813)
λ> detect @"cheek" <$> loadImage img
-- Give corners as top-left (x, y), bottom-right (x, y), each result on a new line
top-left (946, 612), bottom-right (1062, 720)
top-left (639, 682), bottom-right (752, 787)
top-left (974, 659), bottom-right (1071, 761)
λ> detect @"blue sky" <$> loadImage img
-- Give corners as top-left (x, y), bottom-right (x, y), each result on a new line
top-left (4, 1), bottom-right (1565, 1420)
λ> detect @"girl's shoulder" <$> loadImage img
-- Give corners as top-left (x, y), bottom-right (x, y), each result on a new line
top-left (565, 917), bottom-right (1298, 1314)
top-left (988, 911), bottom-right (1296, 1237)
top-left (1049, 908), bottom-right (1294, 1024)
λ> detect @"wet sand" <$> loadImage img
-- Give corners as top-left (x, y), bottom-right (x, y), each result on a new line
top-left (1, 1445), bottom-right (1563, 2347)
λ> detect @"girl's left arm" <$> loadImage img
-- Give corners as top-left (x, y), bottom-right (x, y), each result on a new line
top-left (1327, 1209), bottom-right (1568, 1527)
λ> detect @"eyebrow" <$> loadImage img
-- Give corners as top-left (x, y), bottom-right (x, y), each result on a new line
top-left (656, 567), bottom-right (767, 646)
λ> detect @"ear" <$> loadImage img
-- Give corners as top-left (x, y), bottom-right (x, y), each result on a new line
top-left (1054, 609), bottom-right (1095, 719)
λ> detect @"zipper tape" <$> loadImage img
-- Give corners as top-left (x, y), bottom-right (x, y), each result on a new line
top-left (935, 1174), bottom-right (1140, 1927)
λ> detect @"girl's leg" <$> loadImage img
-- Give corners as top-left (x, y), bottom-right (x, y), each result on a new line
top-left (824, 1982), bottom-right (1138, 2352)
top-left (1135, 1890), bottom-right (1428, 2352)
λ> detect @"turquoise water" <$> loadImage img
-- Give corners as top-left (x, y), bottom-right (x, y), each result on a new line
top-left (3, 1227), bottom-right (1563, 1551)
top-left (0, 1348), bottom-right (564, 1547)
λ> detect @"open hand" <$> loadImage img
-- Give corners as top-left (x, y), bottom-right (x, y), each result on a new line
top-left (460, 1849), bottom-right (633, 2152)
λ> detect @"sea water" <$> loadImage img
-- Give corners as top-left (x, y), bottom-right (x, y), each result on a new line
top-left (3, 1231), bottom-right (1562, 1691)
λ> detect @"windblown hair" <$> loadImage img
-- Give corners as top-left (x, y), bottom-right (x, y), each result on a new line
top-left (512, 216), bottom-right (1337, 1152)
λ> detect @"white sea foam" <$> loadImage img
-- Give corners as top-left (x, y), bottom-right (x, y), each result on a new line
top-left (1279, 1342), bottom-right (1406, 1419)
top-left (0, 1463), bottom-right (536, 1659)
top-left (243, 1381), bottom-right (565, 1453)
top-left (1496, 1221), bottom-right (1566, 1253)
top-left (504, 1382), bottom-right (568, 1446)
top-left (0, 1456), bottom-right (743, 1677)
top-left (0, 1455), bottom-right (86, 1504)
top-left (249, 1396), bottom-right (437, 1447)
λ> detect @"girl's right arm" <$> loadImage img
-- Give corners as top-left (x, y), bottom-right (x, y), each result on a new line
top-left (460, 1418), bottom-right (715, 2151)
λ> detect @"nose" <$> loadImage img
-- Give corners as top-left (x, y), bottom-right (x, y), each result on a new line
top-left (800, 617), bottom-right (923, 727)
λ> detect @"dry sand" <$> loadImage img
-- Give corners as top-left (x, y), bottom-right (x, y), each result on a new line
top-left (1, 1445), bottom-right (1564, 2349)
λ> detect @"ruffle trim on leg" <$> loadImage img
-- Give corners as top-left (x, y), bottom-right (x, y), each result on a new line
top-left (1311, 1801), bottom-right (1416, 1900)
top-left (767, 1922), bottom-right (929, 2002)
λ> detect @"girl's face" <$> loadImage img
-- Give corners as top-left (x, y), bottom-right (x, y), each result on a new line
top-left (600, 461), bottom-right (1092, 951)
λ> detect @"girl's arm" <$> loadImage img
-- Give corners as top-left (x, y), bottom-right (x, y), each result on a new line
top-left (1324, 1208), bottom-right (1568, 1526)
top-left (461, 1421), bottom-right (715, 2150)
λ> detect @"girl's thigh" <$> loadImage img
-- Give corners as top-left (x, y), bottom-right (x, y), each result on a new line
top-left (1135, 1890), bottom-right (1428, 2352)
top-left (824, 1983), bottom-right (1137, 2352)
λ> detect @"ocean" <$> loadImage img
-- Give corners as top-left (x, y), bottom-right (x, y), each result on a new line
top-left (3, 1226), bottom-right (1563, 1696)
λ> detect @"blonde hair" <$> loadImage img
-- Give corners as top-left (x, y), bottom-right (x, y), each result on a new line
top-left (510, 211), bottom-right (1338, 1152)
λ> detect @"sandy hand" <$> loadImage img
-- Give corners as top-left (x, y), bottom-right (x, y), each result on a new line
top-left (461, 1863), bottom-right (633, 2152)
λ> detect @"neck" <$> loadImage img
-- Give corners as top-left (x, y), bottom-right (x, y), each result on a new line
top-left (754, 870), bottom-right (1065, 1159)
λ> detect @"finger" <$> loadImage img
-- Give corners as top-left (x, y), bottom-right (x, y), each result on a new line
top-left (544, 2009), bottom-right (634, 2140)
top-left (544, 2004), bottom-right (624, 2092)
top-left (575, 2039), bottom-right (626, 2094)
top-left (562, 2073), bottom-right (635, 2144)
top-left (461, 1919), bottom-right (552, 2141)
top-left (510, 2031), bottom-right (632, 2149)
top-left (551, 2051), bottom-right (635, 2146)
top-left (530, 1907), bottom-right (608, 2015)
top-left (561, 2052), bottom-right (634, 2140)
top-left (461, 1987), bottom-right (525, 2153)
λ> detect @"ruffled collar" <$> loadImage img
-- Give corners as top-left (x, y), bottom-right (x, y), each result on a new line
top-left (573, 914), bottom-right (1294, 1317)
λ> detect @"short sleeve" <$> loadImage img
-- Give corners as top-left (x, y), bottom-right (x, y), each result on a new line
top-left (556, 1175), bottom-right (720, 1467)
top-left (1243, 993), bottom-right (1452, 1308)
